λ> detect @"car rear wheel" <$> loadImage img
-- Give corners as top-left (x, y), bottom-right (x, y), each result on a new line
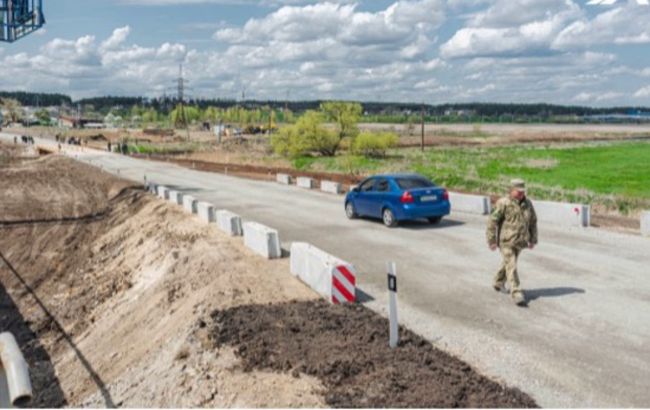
top-left (383, 208), bottom-right (398, 228)
top-left (345, 202), bottom-right (357, 219)
top-left (428, 216), bottom-right (442, 225)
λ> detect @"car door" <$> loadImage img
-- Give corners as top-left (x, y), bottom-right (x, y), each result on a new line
top-left (365, 178), bottom-right (390, 218)
top-left (354, 178), bottom-right (377, 216)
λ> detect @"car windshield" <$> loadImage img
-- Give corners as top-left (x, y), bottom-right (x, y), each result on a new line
top-left (395, 177), bottom-right (435, 190)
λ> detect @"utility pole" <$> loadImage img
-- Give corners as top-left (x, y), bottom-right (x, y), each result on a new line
top-left (420, 103), bottom-right (425, 152)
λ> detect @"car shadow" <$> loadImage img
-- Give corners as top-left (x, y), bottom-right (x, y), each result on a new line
top-left (357, 217), bottom-right (465, 230)
top-left (525, 287), bottom-right (586, 303)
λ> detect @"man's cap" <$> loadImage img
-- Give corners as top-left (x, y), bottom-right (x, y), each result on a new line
top-left (510, 178), bottom-right (526, 192)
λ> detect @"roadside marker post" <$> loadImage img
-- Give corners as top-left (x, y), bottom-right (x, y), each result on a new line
top-left (387, 261), bottom-right (399, 349)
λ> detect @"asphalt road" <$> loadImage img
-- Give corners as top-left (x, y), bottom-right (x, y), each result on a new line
top-left (4, 134), bottom-right (650, 407)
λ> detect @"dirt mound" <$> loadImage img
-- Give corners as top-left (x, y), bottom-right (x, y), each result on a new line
top-left (212, 300), bottom-right (537, 408)
top-left (0, 151), bottom-right (324, 407)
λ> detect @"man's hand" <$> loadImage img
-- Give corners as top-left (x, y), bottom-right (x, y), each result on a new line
top-left (528, 242), bottom-right (535, 250)
top-left (489, 244), bottom-right (498, 251)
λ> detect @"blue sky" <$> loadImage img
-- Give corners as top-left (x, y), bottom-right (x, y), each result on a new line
top-left (2, 0), bottom-right (650, 106)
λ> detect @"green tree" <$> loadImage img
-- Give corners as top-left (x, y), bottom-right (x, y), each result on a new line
top-left (271, 110), bottom-right (338, 157)
top-left (1, 98), bottom-right (23, 123)
top-left (320, 101), bottom-right (362, 154)
top-left (35, 109), bottom-right (51, 125)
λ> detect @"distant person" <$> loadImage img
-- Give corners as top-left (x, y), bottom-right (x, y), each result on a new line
top-left (486, 179), bottom-right (538, 307)
top-left (13, 136), bottom-right (17, 144)
top-left (107, 142), bottom-right (112, 152)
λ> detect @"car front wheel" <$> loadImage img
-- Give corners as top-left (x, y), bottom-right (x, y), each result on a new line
top-left (382, 208), bottom-right (398, 228)
top-left (345, 202), bottom-right (357, 219)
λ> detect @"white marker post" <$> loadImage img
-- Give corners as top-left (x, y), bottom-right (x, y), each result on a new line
top-left (387, 261), bottom-right (399, 349)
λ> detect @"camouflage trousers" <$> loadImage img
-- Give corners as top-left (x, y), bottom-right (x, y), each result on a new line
top-left (494, 247), bottom-right (523, 296)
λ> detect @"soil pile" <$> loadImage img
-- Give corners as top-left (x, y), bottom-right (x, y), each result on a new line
top-left (213, 300), bottom-right (537, 408)
top-left (0, 148), bottom-right (323, 407)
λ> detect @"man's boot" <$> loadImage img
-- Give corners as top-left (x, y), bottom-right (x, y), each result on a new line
top-left (512, 291), bottom-right (527, 307)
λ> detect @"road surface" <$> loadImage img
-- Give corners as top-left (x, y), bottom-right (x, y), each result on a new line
top-left (4, 134), bottom-right (650, 407)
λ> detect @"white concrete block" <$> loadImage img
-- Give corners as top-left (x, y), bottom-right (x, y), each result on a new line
top-left (157, 185), bottom-right (169, 200)
top-left (641, 211), bottom-right (650, 237)
top-left (182, 195), bottom-right (198, 214)
top-left (290, 242), bottom-right (356, 304)
top-left (146, 183), bottom-right (157, 194)
top-left (449, 192), bottom-right (491, 215)
top-left (216, 210), bottom-right (243, 236)
top-left (197, 201), bottom-right (215, 223)
top-left (243, 222), bottom-right (282, 259)
top-left (532, 200), bottom-right (590, 227)
top-left (168, 190), bottom-right (184, 205)
top-left (297, 177), bottom-right (316, 189)
top-left (276, 173), bottom-right (292, 185)
top-left (320, 180), bottom-right (343, 194)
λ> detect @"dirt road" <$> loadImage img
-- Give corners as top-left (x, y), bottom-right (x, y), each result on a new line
top-left (33, 136), bottom-right (650, 408)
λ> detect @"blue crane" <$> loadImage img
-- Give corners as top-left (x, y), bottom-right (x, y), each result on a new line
top-left (0, 0), bottom-right (44, 42)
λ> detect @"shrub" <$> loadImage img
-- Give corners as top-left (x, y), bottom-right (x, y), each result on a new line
top-left (271, 110), bottom-right (339, 157)
top-left (352, 131), bottom-right (398, 157)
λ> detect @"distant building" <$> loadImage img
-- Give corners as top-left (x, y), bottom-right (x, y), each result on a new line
top-left (58, 115), bottom-right (98, 128)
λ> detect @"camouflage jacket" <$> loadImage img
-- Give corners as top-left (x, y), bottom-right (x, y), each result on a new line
top-left (486, 196), bottom-right (538, 249)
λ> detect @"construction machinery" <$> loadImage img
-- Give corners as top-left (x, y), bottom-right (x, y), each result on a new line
top-left (0, 0), bottom-right (44, 43)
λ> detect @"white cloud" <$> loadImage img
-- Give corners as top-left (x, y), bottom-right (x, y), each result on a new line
top-left (440, 0), bottom-right (582, 58)
top-left (553, 3), bottom-right (650, 49)
top-left (101, 26), bottom-right (131, 51)
top-left (634, 86), bottom-right (650, 98)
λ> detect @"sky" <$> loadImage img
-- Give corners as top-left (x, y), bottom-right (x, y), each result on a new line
top-left (1, 0), bottom-right (650, 106)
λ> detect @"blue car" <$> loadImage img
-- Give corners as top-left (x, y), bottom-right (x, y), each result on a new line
top-left (344, 174), bottom-right (451, 227)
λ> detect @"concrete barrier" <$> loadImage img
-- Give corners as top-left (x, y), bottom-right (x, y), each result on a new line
top-left (243, 222), bottom-right (282, 259)
top-left (449, 192), bottom-right (491, 215)
top-left (182, 195), bottom-right (198, 214)
top-left (276, 173), bottom-right (292, 185)
top-left (157, 185), bottom-right (169, 200)
top-left (320, 180), bottom-right (343, 195)
top-left (297, 177), bottom-right (316, 189)
top-left (216, 210), bottom-right (243, 236)
top-left (641, 211), bottom-right (650, 237)
top-left (532, 200), bottom-right (590, 227)
top-left (197, 201), bottom-right (215, 223)
top-left (290, 242), bottom-right (356, 304)
top-left (0, 332), bottom-right (32, 407)
top-left (168, 190), bottom-right (184, 205)
top-left (145, 182), bottom-right (157, 194)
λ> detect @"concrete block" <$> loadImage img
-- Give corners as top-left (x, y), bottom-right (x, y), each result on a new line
top-left (216, 210), bottom-right (243, 236)
top-left (290, 242), bottom-right (356, 304)
top-left (276, 173), bottom-right (292, 185)
top-left (320, 180), bottom-right (343, 194)
top-left (182, 195), bottom-right (198, 214)
top-left (243, 222), bottom-right (282, 259)
top-left (641, 211), bottom-right (650, 237)
top-left (297, 176), bottom-right (316, 189)
top-left (532, 200), bottom-right (590, 227)
top-left (449, 192), bottom-right (491, 215)
top-left (157, 185), bottom-right (169, 200)
top-left (145, 182), bottom-right (157, 194)
top-left (197, 201), bottom-right (215, 223)
top-left (168, 190), bottom-right (184, 205)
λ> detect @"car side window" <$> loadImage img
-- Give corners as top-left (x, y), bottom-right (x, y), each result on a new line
top-left (376, 178), bottom-right (390, 192)
top-left (359, 179), bottom-right (375, 192)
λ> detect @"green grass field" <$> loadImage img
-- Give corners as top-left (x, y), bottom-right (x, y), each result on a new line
top-left (293, 141), bottom-right (650, 212)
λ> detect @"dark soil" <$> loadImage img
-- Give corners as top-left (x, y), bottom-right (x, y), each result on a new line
top-left (211, 300), bottom-right (537, 408)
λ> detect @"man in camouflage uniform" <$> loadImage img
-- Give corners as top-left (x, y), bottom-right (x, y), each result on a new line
top-left (486, 179), bottom-right (538, 306)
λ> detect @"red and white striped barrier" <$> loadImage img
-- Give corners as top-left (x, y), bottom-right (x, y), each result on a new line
top-left (331, 264), bottom-right (356, 304)
top-left (290, 242), bottom-right (356, 304)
